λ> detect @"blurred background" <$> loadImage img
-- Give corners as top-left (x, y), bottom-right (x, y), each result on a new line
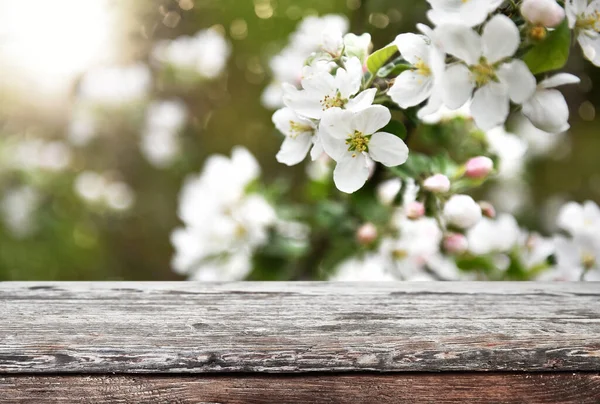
top-left (0, 0), bottom-right (598, 280)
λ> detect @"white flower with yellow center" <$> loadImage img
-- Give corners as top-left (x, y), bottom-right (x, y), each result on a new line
top-left (282, 57), bottom-right (376, 120)
top-left (426, 0), bottom-right (504, 27)
top-left (557, 200), bottom-right (600, 241)
top-left (436, 15), bottom-right (537, 130)
top-left (272, 107), bottom-right (319, 166)
top-left (319, 105), bottom-right (409, 193)
top-left (388, 33), bottom-right (445, 109)
top-left (566, 0), bottom-right (600, 66)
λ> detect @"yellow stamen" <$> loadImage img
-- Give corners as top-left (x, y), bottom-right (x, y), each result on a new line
top-left (471, 59), bottom-right (497, 87)
top-left (288, 121), bottom-right (313, 138)
top-left (320, 92), bottom-right (347, 110)
top-left (345, 130), bottom-right (370, 157)
top-left (414, 59), bottom-right (431, 76)
top-left (576, 11), bottom-right (600, 32)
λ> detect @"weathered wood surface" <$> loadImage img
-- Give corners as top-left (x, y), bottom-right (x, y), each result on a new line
top-left (1, 282), bottom-right (599, 374)
top-left (1, 373), bottom-right (600, 403)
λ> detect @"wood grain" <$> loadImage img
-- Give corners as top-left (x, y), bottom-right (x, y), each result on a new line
top-left (1, 282), bottom-right (599, 373)
top-left (1, 373), bottom-right (600, 403)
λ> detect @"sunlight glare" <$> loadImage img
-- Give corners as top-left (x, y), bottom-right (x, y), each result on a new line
top-left (0, 0), bottom-right (113, 93)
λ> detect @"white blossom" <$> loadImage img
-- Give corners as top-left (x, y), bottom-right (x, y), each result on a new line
top-left (319, 105), bottom-right (409, 193)
top-left (141, 100), bottom-right (188, 168)
top-left (444, 194), bottom-right (482, 229)
top-left (522, 73), bottom-right (580, 134)
top-left (437, 15), bottom-right (536, 130)
top-left (262, 14), bottom-right (349, 108)
top-left (426, 0), bottom-right (504, 27)
top-left (321, 27), bottom-right (344, 57)
top-left (381, 215), bottom-right (462, 280)
top-left (152, 29), bottom-right (231, 79)
top-left (343, 33), bottom-right (372, 63)
top-left (291, 15), bottom-right (349, 53)
top-left (566, 0), bottom-right (600, 66)
top-left (330, 254), bottom-right (396, 281)
top-left (1, 186), bottom-right (40, 238)
top-left (376, 178), bottom-right (402, 205)
top-left (467, 214), bottom-right (520, 255)
top-left (542, 234), bottom-right (600, 280)
top-left (272, 107), bottom-right (318, 166)
top-left (74, 171), bottom-right (136, 211)
top-left (283, 57), bottom-right (376, 120)
top-left (6, 138), bottom-right (72, 172)
top-left (519, 232), bottom-right (555, 269)
top-left (556, 200), bottom-right (600, 240)
top-left (171, 147), bottom-right (276, 280)
top-left (388, 33), bottom-right (444, 109)
top-left (485, 127), bottom-right (528, 179)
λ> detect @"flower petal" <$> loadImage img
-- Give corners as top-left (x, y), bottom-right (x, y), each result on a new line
top-left (352, 105), bottom-right (391, 135)
top-left (522, 88), bottom-right (570, 133)
top-left (417, 90), bottom-right (444, 120)
top-left (496, 60), bottom-right (536, 104)
top-left (282, 84), bottom-right (323, 119)
top-left (471, 82), bottom-right (509, 130)
top-left (346, 88), bottom-right (376, 112)
top-left (310, 136), bottom-right (325, 160)
top-left (276, 133), bottom-right (313, 166)
top-left (333, 153), bottom-right (370, 193)
top-left (389, 70), bottom-right (434, 109)
top-left (368, 132), bottom-right (409, 167)
top-left (539, 73), bottom-right (581, 89)
top-left (482, 15), bottom-right (520, 63)
top-left (577, 34), bottom-right (600, 67)
top-left (442, 64), bottom-right (474, 109)
top-left (435, 24), bottom-right (482, 65)
top-left (320, 130), bottom-right (347, 161)
top-left (394, 33), bottom-right (429, 65)
top-left (319, 107), bottom-right (354, 139)
top-left (272, 107), bottom-right (314, 137)
top-left (336, 57), bottom-right (363, 99)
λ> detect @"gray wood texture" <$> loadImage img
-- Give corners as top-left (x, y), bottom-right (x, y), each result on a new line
top-left (2, 373), bottom-right (600, 403)
top-left (1, 282), bottom-right (599, 374)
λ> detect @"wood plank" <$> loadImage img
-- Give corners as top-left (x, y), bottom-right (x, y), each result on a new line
top-left (1, 282), bottom-right (599, 373)
top-left (1, 373), bottom-right (600, 403)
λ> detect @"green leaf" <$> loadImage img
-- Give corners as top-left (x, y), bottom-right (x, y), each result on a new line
top-left (381, 120), bottom-right (407, 139)
top-left (523, 20), bottom-right (571, 74)
top-left (377, 62), bottom-right (411, 78)
top-left (367, 44), bottom-right (398, 74)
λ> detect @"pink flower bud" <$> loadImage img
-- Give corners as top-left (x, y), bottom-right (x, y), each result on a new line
top-left (356, 222), bottom-right (378, 245)
top-left (465, 156), bottom-right (493, 179)
top-left (520, 0), bottom-right (565, 28)
top-left (479, 201), bottom-right (496, 219)
top-left (405, 201), bottom-right (425, 220)
top-left (443, 233), bottom-right (468, 255)
top-left (423, 174), bottom-right (450, 193)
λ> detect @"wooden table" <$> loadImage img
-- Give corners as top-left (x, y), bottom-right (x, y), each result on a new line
top-left (1, 282), bottom-right (599, 403)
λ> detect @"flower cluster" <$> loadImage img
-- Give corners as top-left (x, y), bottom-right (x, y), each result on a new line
top-left (171, 147), bottom-right (277, 281)
top-left (248, 2), bottom-right (600, 282)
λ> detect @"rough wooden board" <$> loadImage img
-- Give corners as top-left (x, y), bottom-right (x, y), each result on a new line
top-left (1, 282), bottom-right (599, 373)
top-left (1, 373), bottom-right (600, 403)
